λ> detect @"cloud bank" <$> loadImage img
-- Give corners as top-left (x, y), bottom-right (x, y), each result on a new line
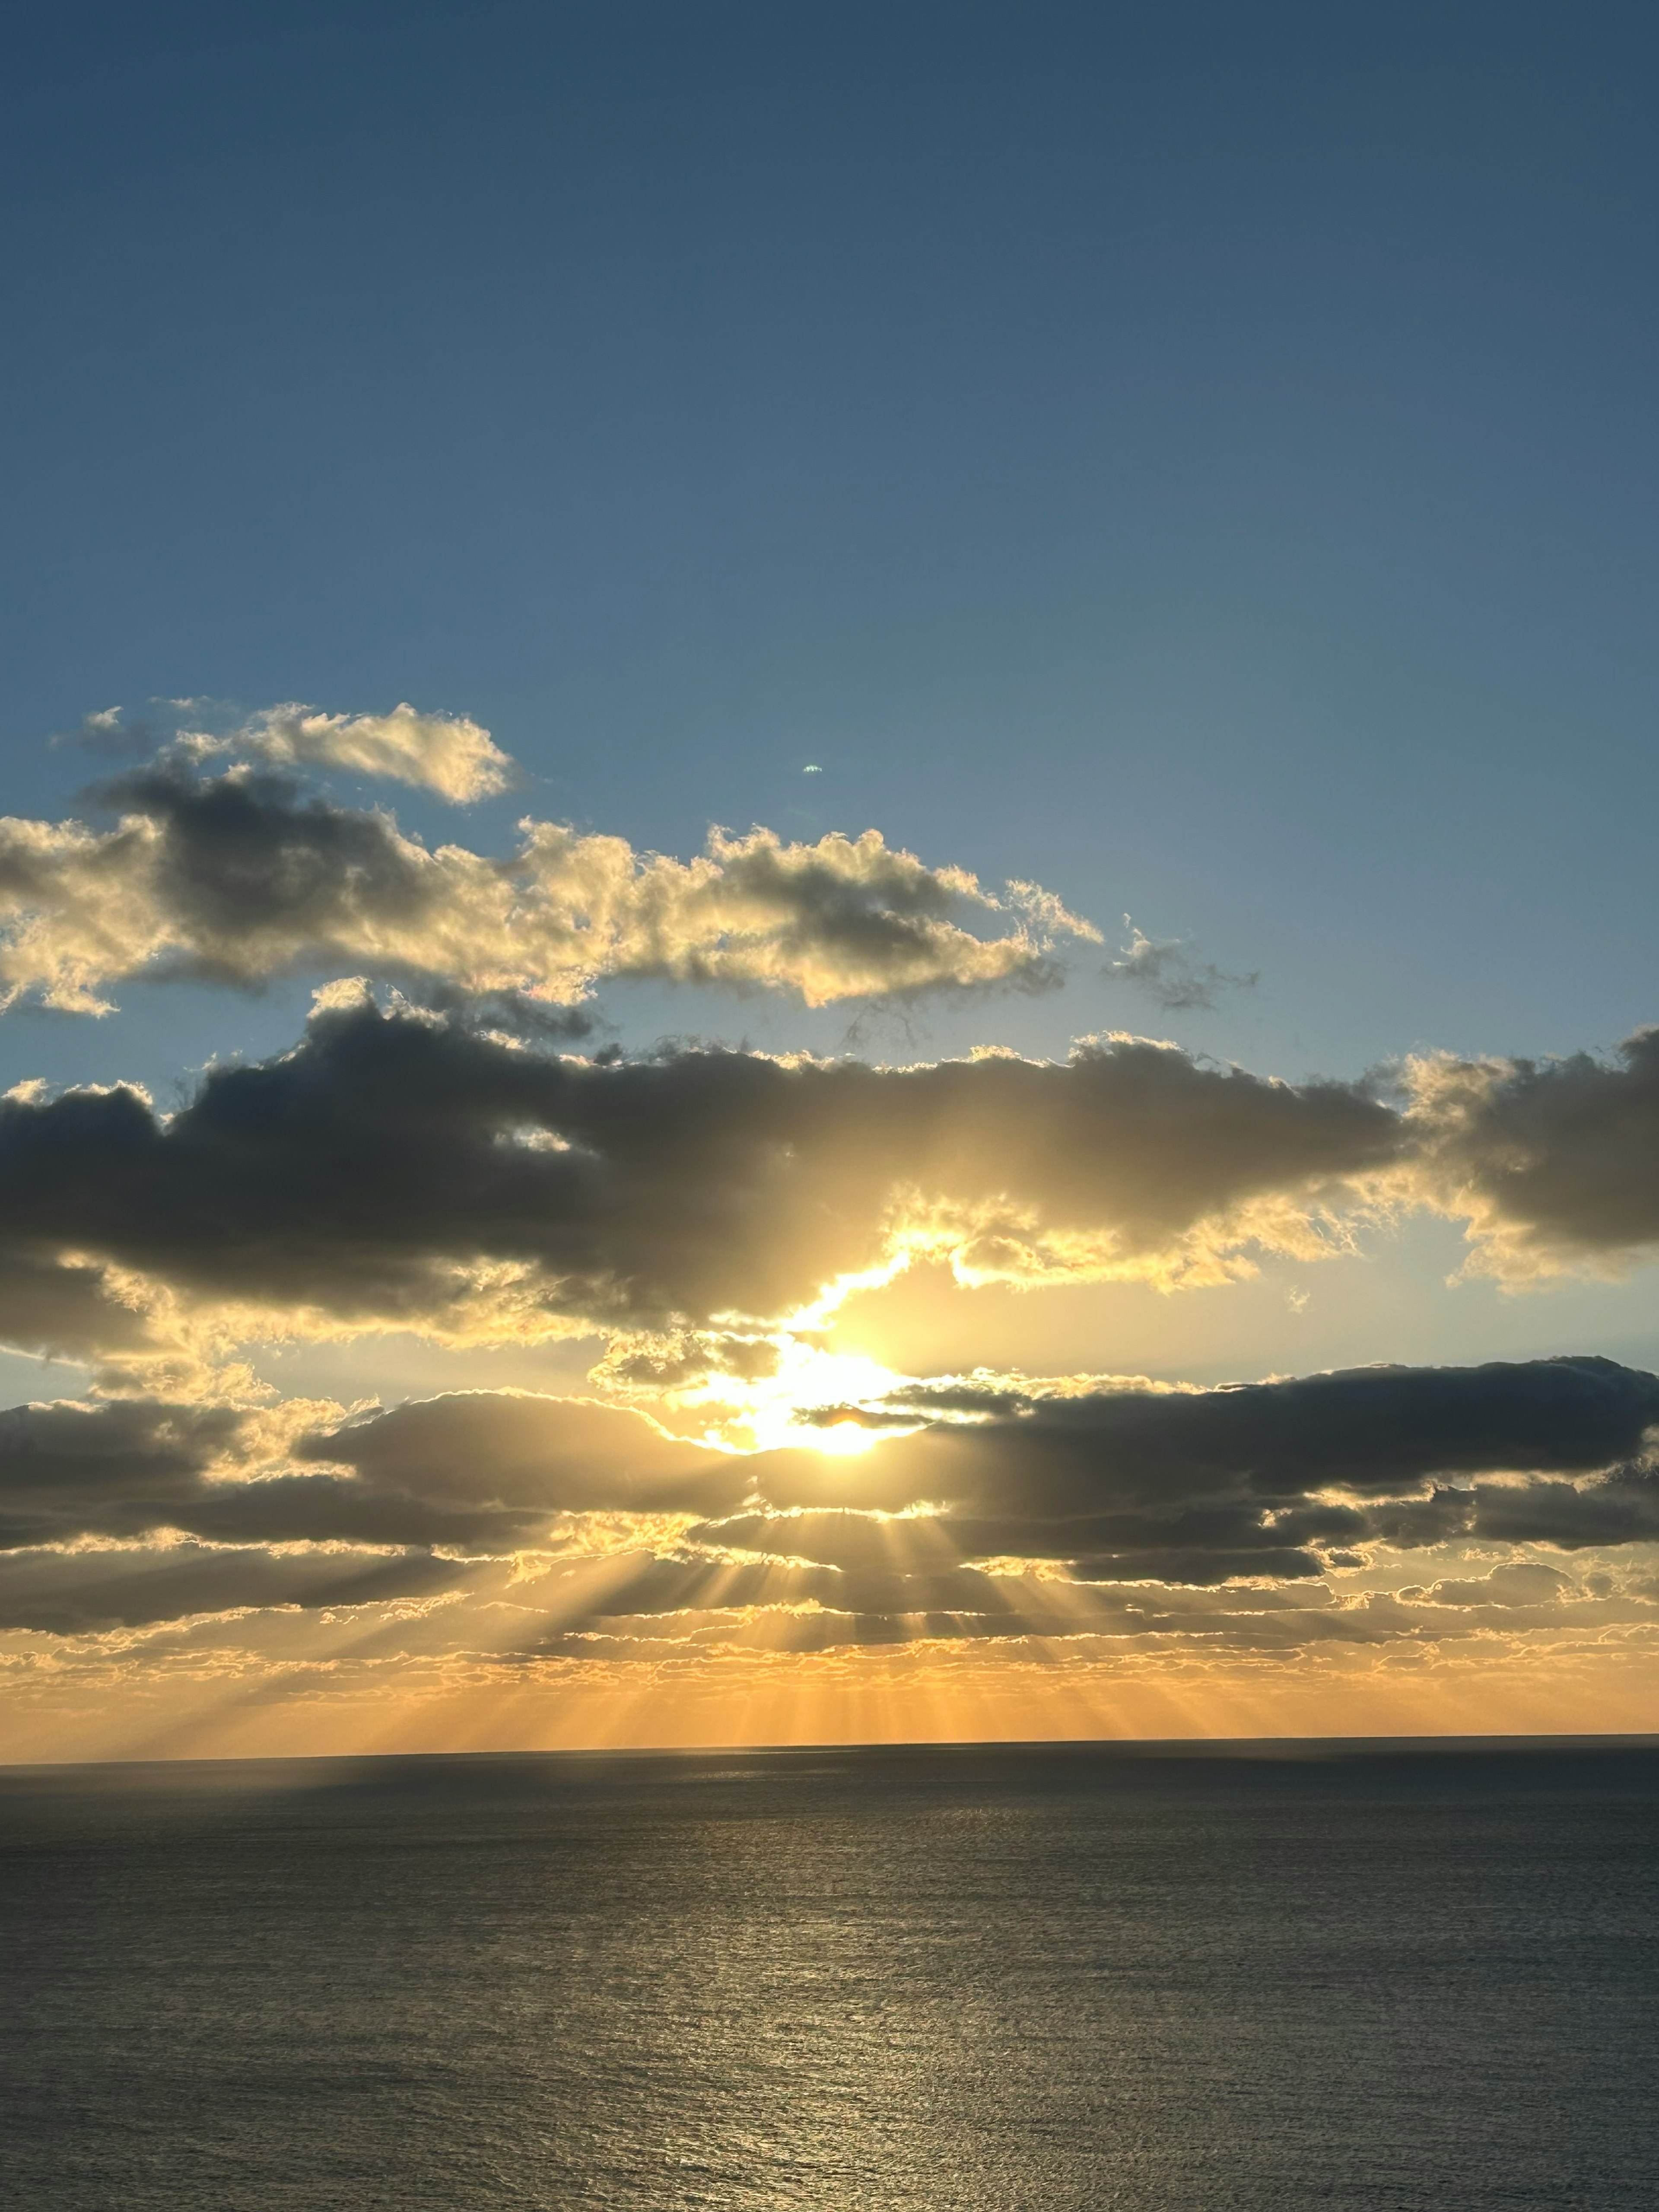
top-left (0, 729), bottom-right (1096, 1014)
top-left (0, 996), bottom-right (1404, 1356)
top-left (6, 994), bottom-right (1659, 1373)
top-left (1, 1359), bottom-right (1655, 1654)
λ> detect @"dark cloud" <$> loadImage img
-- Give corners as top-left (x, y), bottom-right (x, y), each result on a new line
top-left (1405, 1562), bottom-right (1576, 1608)
top-left (10, 1346), bottom-right (1656, 1594)
top-left (86, 765), bottom-right (444, 985)
top-left (4, 1354), bottom-right (1656, 1641)
top-left (0, 1398), bottom-right (262, 1549)
top-left (0, 1392), bottom-right (736, 1557)
top-left (0, 997), bottom-right (1402, 1343)
top-left (0, 1539), bottom-right (464, 1634)
top-left (1368, 1465), bottom-right (1659, 1552)
top-left (759, 1355), bottom-right (1659, 1511)
top-left (0, 1249), bottom-right (156, 1363)
top-left (60, 704), bottom-right (165, 760)
top-left (302, 1392), bottom-right (745, 1520)
top-left (691, 1501), bottom-right (1353, 1586)
top-left (512, 1550), bottom-right (1033, 1627)
top-left (519, 1577), bottom-right (1398, 1659)
top-left (741, 1356), bottom-right (1659, 1583)
top-left (1411, 1026), bottom-right (1659, 1274)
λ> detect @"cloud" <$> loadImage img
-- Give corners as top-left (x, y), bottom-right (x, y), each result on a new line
top-left (875, 1353), bottom-right (1659, 1498)
top-left (0, 764), bottom-right (1093, 1014)
top-left (1103, 922), bottom-right (1257, 1012)
top-left (0, 1247), bottom-right (159, 1363)
top-left (0, 997), bottom-right (1402, 1348)
top-left (1409, 1027), bottom-right (1659, 1279)
top-left (735, 1354), bottom-right (1659, 1583)
top-left (0, 1391), bottom-right (737, 1557)
top-left (0, 1539), bottom-right (466, 1634)
top-left (63, 699), bottom-right (512, 798)
top-left (10, 709), bottom-right (1659, 1710)
top-left (1405, 1562), bottom-right (1576, 1608)
top-left (302, 1391), bottom-right (745, 1522)
top-left (0, 1398), bottom-right (251, 1549)
top-left (1368, 1465), bottom-right (1659, 1552)
top-left (23, 991), bottom-right (1659, 1362)
top-left (183, 703), bottom-right (515, 802)
top-left (6, 1354), bottom-right (1655, 1648)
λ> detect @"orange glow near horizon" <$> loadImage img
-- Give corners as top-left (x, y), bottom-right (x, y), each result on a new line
top-left (5, 1632), bottom-right (1656, 1767)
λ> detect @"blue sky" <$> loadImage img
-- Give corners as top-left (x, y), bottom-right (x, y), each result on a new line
top-left (4, 3), bottom-right (1659, 1751)
top-left (7, 0), bottom-right (1659, 1079)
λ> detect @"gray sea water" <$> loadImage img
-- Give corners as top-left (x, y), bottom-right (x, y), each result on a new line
top-left (2, 1740), bottom-right (1655, 2210)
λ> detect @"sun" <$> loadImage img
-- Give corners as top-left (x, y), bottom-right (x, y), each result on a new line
top-left (811, 1415), bottom-right (880, 1456)
top-left (680, 1340), bottom-right (912, 1455)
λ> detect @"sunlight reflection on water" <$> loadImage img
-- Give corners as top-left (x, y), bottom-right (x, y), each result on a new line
top-left (2, 1742), bottom-right (1656, 2210)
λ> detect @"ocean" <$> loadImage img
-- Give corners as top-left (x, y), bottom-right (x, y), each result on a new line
top-left (2, 1740), bottom-right (1655, 2210)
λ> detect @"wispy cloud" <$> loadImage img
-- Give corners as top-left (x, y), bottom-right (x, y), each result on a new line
top-left (1103, 919), bottom-right (1258, 1011)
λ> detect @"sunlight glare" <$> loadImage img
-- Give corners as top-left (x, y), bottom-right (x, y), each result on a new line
top-left (682, 1338), bottom-right (913, 1454)
top-left (812, 1416), bottom-right (880, 1456)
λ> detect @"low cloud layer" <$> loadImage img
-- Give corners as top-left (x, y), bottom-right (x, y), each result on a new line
top-left (16, 710), bottom-right (1659, 1299)
top-left (0, 1539), bottom-right (467, 1635)
top-left (734, 1355), bottom-right (1659, 1583)
top-left (0, 1392), bottom-right (738, 1557)
top-left (2, 1358), bottom-right (1655, 1653)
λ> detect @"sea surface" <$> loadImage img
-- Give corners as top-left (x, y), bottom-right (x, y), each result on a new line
top-left (1, 1739), bottom-right (1656, 2211)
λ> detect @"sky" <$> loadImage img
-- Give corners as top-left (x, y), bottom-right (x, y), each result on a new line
top-left (2, 0), bottom-right (1658, 1757)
